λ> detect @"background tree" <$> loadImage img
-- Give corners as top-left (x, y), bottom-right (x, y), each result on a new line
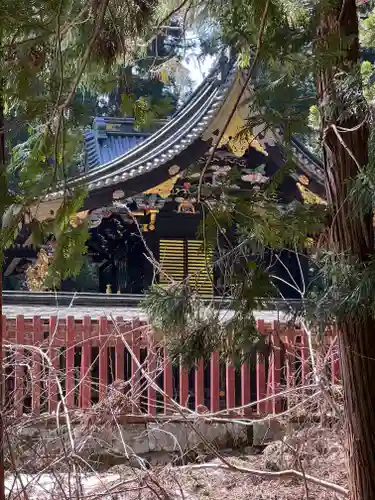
top-left (0, 1), bottom-right (195, 497)
top-left (5, 0), bottom-right (375, 499)
top-left (144, 2), bottom-right (375, 499)
top-left (1, 0), bottom-right (194, 279)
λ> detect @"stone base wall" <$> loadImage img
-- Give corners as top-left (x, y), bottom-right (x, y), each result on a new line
top-left (8, 417), bottom-right (252, 471)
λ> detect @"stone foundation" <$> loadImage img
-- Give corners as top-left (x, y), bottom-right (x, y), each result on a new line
top-left (7, 416), bottom-right (252, 472)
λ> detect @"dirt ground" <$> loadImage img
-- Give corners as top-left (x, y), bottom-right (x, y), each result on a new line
top-left (6, 424), bottom-right (347, 500)
top-left (130, 425), bottom-right (347, 500)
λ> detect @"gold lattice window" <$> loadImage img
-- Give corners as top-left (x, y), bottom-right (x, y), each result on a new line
top-left (187, 240), bottom-right (213, 297)
top-left (159, 239), bottom-right (185, 286)
top-left (158, 239), bottom-right (213, 296)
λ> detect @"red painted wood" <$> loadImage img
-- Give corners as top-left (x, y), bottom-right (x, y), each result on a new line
top-left (3, 316), bottom-right (339, 417)
top-left (241, 358), bottom-right (251, 416)
top-left (32, 316), bottom-right (43, 416)
top-left (195, 359), bottom-right (205, 410)
top-left (66, 316), bottom-right (75, 408)
top-left (131, 319), bottom-right (141, 413)
top-left (163, 347), bottom-right (173, 414)
top-left (147, 347), bottom-right (157, 416)
top-left (283, 330), bottom-right (295, 411)
top-left (270, 322), bottom-right (281, 414)
top-left (266, 356), bottom-right (272, 414)
top-left (15, 316), bottom-right (25, 416)
top-left (210, 352), bottom-right (220, 413)
top-left (286, 330), bottom-right (296, 387)
top-left (99, 316), bottom-right (108, 401)
top-left (80, 316), bottom-right (92, 409)
top-left (226, 362), bottom-right (236, 411)
top-left (256, 320), bottom-right (267, 414)
top-left (114, 316), bottom-right (124, 382)
top-left (131, 319), bottom-right (141, 378)
top-left (48, 316), bottom-right (59, 413)
top-left (179, 364), bottom-right (189, 408)
top-left (299, 330), bottom-right (309, 386)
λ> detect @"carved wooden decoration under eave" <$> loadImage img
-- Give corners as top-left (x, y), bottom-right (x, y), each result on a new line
top-left (218, 114), bottom-right (265, 157)
top-left (297, 182), bottom-right (327, 205)
top-left (143, 174), bottom-right (180, 198)
top-left (26, 248), bottom-right (51, 291)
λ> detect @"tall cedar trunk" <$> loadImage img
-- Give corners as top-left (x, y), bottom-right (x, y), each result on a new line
top-left (0, 85), bottom-right (5, 500)
top-left (317, 1), bottom-right (375, 499)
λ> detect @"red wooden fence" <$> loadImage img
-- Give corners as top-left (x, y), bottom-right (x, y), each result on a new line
top-left (2, 315), bottom-right (340, 418)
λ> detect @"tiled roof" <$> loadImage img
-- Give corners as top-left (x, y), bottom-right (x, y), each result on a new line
top-left (43, 63), bottom-right (324, 209)
top-left (83, 117), bottom-right (151, 171)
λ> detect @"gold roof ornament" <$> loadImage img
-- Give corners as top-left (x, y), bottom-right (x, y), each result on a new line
top-left (297, 183), bottom-right (326, 205)
top-left (144, 174), bottom-right (179, 198)
top-left (26, 249), bottom-right (51, 291)
top-left (218, 114), bottom-right (265, 157)
top-left (69, 210), bottom-right (90, 228)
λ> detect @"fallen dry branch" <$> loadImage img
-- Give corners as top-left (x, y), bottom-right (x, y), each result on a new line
top-left (182, 462), bottom-right (348, 497)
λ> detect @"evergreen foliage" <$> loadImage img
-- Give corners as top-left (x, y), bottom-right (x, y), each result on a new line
top-left (0, 0), bottom-right (192, 284)
top-left (142, 0), bottom-right (375, 372)
top-left (4, 1), bottom-right (375, 498)
top-left (144, 180), bottom-right (325, 364)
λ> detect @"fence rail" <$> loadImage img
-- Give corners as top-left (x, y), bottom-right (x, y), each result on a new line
top-left (2, 291), bottom-right (304, 309)
top-left (2, 315), bottom-right (340, 418)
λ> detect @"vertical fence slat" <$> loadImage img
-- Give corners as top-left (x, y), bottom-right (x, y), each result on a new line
top-left (147, 343), bottom-right (157, 416)
top-left (80, 316), bottom-right (92, 409)
top-left (195, 359), bottom-right (205, 410)
top-left (48, 316), bottom-right (59, 413)
top-left (270, 323), bottom-right (281, 414)
top-left (299, 329), bottom-right (309, 386)
top-left (99, 316), bottom-right (108, 401)
top-left (256, 320), bottom-right (267, 414)
top-left (15, 316), bottom-right (24, 417)
top-left (226, 362), bottom-right (236, 411)
top-left (210, 352), bottom-right (220, 413)
top-left (115, 316), bottom-right (124, 382)
top-left (66, 317), bottom-right (75, 408)
top-left (284, 330), bottom-right (295, 412)
top-left (179, 364), bottom-right (189, 408)
top-left (131, 319), bottom-right (141, 414)
top-left (241, 358), bottom-right (251, 416)
top-left (4, 313), bottom-right (329, 418)
top-left (32, 316), bottom-right (43, 416)
top-left (163, 347), bottom-right (173, 414)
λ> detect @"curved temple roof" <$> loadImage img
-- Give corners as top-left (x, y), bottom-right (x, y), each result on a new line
top-left (34, 64), bottom-right (324, 220)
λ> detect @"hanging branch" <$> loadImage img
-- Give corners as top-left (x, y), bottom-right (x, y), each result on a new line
top-left (197, 0), bottom-right (271, 202)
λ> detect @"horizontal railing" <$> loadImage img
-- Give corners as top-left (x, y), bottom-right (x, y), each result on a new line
top-left (2, 291), bottom-right (304, 309)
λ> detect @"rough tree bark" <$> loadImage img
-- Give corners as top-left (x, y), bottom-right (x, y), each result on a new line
top-left (0, 86), bottom-right (5, 500)
top-left (316, 1), bottom-right (375, 499)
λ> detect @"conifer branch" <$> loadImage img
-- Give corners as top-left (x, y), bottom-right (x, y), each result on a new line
top-left (59, 0), bottom-right (111, 113)
top-left (197, 0), bottom-right (271, 202)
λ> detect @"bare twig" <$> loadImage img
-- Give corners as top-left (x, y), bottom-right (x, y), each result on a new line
top-left (282, 437), bottom-right (309, 500)
top-left (181, 462), bottom-right (348, 497)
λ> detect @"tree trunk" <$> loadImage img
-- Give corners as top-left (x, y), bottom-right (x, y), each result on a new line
top-left (0, 85), bottom-right (5, 500)
top-left (317, 2), bottom-right (375, 499)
